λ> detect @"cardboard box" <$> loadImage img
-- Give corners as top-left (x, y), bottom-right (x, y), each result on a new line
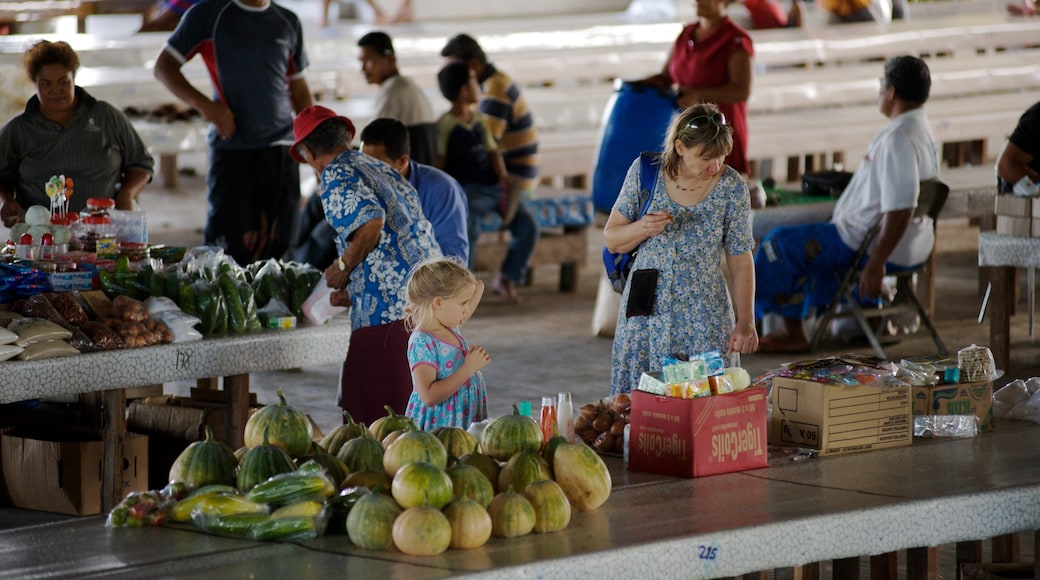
top-left (912, 380), bottom-right (994, 432)
top-left (996, 215), bottom-right (1033, 237)
top-left (770, 377), bottom-right (912, 456)
top-left (628, 387), bottom-right (768, 478)
top-left (48, 271), bottom-right (94, 292)
top-left (995, 193), bottom-right (1033, 217)
top-left (128, 395), bottom-right (253, 490)
top-left (0, 427), bottom-right (147, 515)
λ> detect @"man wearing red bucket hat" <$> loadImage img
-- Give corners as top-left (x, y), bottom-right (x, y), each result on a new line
top-left (291, 104), bottom-right (441, 425)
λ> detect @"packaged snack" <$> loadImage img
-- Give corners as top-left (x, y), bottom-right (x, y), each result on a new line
top-left (110, 294), bottom-right (148, 322)
top-left (957, 344), bottom-right (996, 382)
top-left (45, 292), bottom-right (89, 326)
top-left (12, 294), bottom-right (66, 325)
top-left (0, 343), bottom-right (24, 361)
top-left (16, 339), bottom-right (79, 361)
top-left (78, 320), bottom-right (126, 350)
top-left (8, 317), bottom-right (73, 346)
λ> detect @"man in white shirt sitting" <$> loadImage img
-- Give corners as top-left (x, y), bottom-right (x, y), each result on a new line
top-left (754, 55), bottom-right (939, 353)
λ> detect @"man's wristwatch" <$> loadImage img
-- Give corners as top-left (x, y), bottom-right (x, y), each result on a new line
top-left (336, 257), bottom-right (347, 271)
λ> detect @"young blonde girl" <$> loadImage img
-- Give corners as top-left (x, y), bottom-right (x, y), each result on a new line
top-left (404, 258), bottom-right (490, 430)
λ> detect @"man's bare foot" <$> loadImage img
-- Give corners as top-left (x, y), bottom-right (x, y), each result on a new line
top-left (492, 277), bottom-right (521, 304)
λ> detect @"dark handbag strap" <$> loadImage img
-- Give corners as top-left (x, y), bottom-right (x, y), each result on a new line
top-left (636, 152), bottom-right (660, 220)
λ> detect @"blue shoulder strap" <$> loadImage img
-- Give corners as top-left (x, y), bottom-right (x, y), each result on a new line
top-left (637, 152), bottom-right (659, 219)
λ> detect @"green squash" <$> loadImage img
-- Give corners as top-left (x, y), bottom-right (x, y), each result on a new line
top-left (244, 390), bottom-right (313, 459)
top-left (431, 426), bottom-right (479, 461)
top-left (168, 426), bottom-right (238, 489)
top-left (480, 404), bottom-right (543, 462)
top-left (497, 451), bottom-right (552, 494)
top-left (391, 462), bottom-right (454, 509)
top-left (523, 479), bottom-right (572, 533)
top-left (446, 463), bottom-right (495, 508)
top-left (368, 405), bottom-right (417, 443)
top-left (336, 427), bottom-right (385, 474)
top-left (487, 487), bottom-right (536, 538)
top-left (383, 430), bottom-right (448, 477)
top-left (346, 488), bottom-right (402, 550)
top-left (319, 410), bottom-right (367, 456)
top-left (457, 452), bottom-right (501, 488)
top-left (237, 427), bottom-right (297, 493)
top-left (296, 441), bottom-right (350, 488)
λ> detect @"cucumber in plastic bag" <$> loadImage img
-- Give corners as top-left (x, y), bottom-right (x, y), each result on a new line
top-left (245, 462), bottom-right (335, 506)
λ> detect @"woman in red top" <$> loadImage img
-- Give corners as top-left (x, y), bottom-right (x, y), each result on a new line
top-left (642, 0), bottom-right (763, 207)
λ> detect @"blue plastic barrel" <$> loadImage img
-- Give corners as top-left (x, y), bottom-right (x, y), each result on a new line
top-left (591, 80), bottom-right (679, 213)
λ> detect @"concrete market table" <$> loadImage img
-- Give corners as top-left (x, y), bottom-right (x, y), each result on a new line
top-left (0, 321), bottom-right (351, 510)
top-left (3, 418), bottom-right (1040, 578)
top-left (978, 231), bottom-right (1040, 374)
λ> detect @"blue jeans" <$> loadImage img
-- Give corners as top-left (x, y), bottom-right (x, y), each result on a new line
top-left (464, 183), bottom-right (538, 283)
top-left (754, 222), bottom-right (919, 321)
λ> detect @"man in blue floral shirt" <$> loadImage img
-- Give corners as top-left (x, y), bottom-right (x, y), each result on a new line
top-left (291, 105), bottom-right (441, 425)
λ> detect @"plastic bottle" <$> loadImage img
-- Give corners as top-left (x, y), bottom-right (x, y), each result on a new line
top-left (540, 396), bottom-right (557, 443)
top-left (16, 233), bottom-right (33, 260)
top-left (39, 232), bottom-right (53, 261)
top-left (557, 392), bottom-right (575, 443)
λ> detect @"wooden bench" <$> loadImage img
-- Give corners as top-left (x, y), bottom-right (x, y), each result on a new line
top-left (471, 188), bottom-right (592, 293)
top-left (0, 0), bottom-right (153, 33)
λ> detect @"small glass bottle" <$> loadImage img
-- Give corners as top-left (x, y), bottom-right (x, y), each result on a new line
top-left (39, 232), bottom-right (53, 261)
top-left (557, 392), bottom-right (575, 443)
top-left (539, 396), bottom-right (557, 444)
top-left (16, 233), bottom-right (33, 260)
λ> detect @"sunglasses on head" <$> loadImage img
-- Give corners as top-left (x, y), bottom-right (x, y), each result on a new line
top-left (685, 112), bottom-right (727, 130)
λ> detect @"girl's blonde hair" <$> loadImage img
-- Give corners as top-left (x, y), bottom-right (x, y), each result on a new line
top-left (405, 257), bottom-right (477, 331)
top-left (661, 103), bottom-right (734, 180)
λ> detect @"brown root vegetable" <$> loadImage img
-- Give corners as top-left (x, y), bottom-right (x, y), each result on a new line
top-left (575, 415), bottom-right (594, 435)
top-left (593, 431), bottom-right (615, 453)
top-left (612, 393), bottom-right (632, 413)
top-left (592, 411), bottom-right (614, 433)
top-left (579, 403), bottom-right (599, 422)
top-left (609, 419), bottom-right (626, 438)
top-left (580, 430), bottom-right (598, 446)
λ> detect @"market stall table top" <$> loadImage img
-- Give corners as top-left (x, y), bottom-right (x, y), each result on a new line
top-left (0, 320), bottom-right (351, 405)
top-left (4, 418), bottom-right (1039, 578)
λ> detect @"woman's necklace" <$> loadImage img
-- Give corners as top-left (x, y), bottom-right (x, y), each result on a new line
top-left (671, 175), bottom-right (708, 192)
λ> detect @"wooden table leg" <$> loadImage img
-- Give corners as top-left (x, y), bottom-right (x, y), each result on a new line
top-left (159, 154), bottom-right (179, 189)
top-left (992, 533), bottom-right (1020, 563)
top-left (774, 564), bottom-right (819, 580)
top-left (906, 546), bottom-right (939, 580)
top-left (224, 374), bottom-right (250, 450)
top-left (833, 557), bottom-right (861, 579)
top-left (102, 388), bottom-right (128, 512)
top-left (956, 540), bottom-right (983, 580)
top-left (988, 265), bottom-right (1014, 373)
top-left (871, 552), bottom-right (898, 580)
top-left (1034, 531), bottom-right (1040, 580)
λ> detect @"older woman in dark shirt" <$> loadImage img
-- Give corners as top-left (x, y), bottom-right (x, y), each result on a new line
top-left (0, 40), bottom-right (154, 227)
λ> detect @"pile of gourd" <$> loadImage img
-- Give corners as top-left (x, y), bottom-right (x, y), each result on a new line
top-left (108, 395), bottom-right (612, 556)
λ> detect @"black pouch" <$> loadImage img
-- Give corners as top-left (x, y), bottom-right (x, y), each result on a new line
top-left (626, 269), bottom-right (659, 318)
top-left (801, 170), bottom-right (854, 197)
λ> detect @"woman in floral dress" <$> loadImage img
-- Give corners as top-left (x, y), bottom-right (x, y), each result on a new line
top-left (603, 103), bottom-right (759, 395)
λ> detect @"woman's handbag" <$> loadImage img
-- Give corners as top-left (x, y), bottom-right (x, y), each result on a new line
top-left (602, 152), bottom-right (660, 294)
